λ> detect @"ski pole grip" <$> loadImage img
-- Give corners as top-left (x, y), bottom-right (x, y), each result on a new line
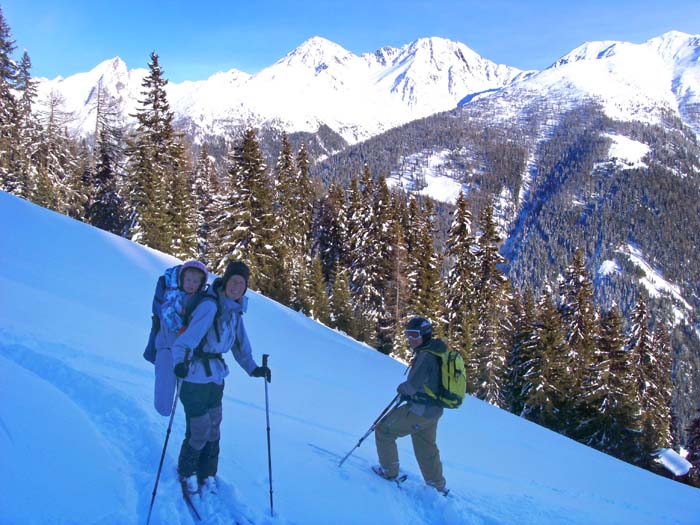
top-left (263, 354), bottom-right (269, 367)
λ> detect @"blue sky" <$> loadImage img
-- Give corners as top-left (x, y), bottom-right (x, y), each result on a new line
top-left (6, 0), bottom-right (700, 82)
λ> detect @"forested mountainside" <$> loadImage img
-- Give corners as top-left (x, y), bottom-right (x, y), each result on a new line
top-left (313, 100), bottom-right (700, 440)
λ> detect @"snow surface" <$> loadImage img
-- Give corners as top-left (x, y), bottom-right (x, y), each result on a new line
top-left (617, 244), bottom-right (693, 325)
top-left (598, 260), bottom-right (621, 277)
top-left (1, 191), bottom-right (699, 525)
top-left (604, 134), bottom-right (650, 169)
top-left (388, 150), bottom-right (465, 205)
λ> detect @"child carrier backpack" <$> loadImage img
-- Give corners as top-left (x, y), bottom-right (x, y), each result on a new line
top-left (422, 348), bottom-right (467, 409)
top-left (142, 273), bottom-right (217, 364)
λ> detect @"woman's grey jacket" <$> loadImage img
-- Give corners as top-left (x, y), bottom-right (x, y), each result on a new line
top-left (170, 278), bottom-right (258, 385)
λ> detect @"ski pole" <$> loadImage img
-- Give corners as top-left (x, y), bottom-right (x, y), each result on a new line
top-left (338, 393), bottom-right (401, 468)
top-left (146, 379), bottom-right (182, 525)
top-left (262, 353), bottom-right (274, 517)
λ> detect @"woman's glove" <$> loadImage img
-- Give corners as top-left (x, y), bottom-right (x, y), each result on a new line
top-left (174, 362), bottom-right (189, 379)
top-left (252, 366), bottom-right (272, 383)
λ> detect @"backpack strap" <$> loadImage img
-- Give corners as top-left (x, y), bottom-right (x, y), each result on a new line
top-left (191, 348), bottom-right (225, 377)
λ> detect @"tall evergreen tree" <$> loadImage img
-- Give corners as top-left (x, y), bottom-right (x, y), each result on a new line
top-left (330, 263), bottom-right (356, 337)
top-left (581, 305), bottom-right (641, 461)
top-left (559, 248), bottom-right (599, 433)
top-left (406, 197), bottom-right (442, 320)
top-left (35, 91), bottom-right (82, 215)
top-left (216, 130), bottom-right (289, 301)
top-left (315, 182), bottom-right (347, 284)
top-left (473, 204), bottom-right (509, 406)
top-left (443, 191), bottom-right (478, 364)
top-left (0, 7), bottom-right (18, 192)
top-left (85, 128), bottom-right (126, 234)
top-left (191, 144), bottom-right (221, 265)
top-left (504, 289), bottom-right (537, 415)
top-left (387, 190), bottom-right (410, 360)
top-left (168, 156), bottom-right (198, 260)
top-left (649, 324), bottom-right (674, 448)
top-left (308, 255), bottom-right (331, 325)
top-left (521, 289), bottom-right (572, 432)
top-left (628, 294), bottom-right (661, 465)
top-left (686, 413), bottom-right (700, 486)
top-left (126, 52), bottom-right (179, 252)
top-left (13, 50), bottom-right (39, 199)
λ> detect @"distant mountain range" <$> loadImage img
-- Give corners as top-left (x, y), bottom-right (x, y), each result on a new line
top-left (35, 31), bottom-right (700, 145)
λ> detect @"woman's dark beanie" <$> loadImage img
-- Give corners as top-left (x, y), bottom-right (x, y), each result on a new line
top-left (222, 260), bottom-right (250, 291)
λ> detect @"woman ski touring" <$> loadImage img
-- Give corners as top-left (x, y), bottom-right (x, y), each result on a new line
top-left (170, 260), bottom-right (272, 495)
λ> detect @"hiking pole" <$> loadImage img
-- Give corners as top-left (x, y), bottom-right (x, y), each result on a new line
top-left (262, 353), bottom-right (274, 517)
top-left (338, 393), bottom-right (401, 468)
top-left (146, 379), bottom-right (182, 525)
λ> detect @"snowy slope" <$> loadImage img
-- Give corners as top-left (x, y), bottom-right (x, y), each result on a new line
top-left (1, 190), bottom-right (699, 525)
top-left (34, 36), bottom-right (526, 144)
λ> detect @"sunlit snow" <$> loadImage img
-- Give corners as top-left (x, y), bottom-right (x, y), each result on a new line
top-left (2, 191), bottom-right (698, 524)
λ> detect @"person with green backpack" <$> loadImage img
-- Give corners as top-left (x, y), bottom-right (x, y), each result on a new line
top-left (373, 316), bottom-right (465, 495)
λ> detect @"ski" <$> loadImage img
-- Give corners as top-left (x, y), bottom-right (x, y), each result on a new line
top-left (180, 480), bottom-right (202, 521)
top-left (371, 465), bottom-right (407, 487)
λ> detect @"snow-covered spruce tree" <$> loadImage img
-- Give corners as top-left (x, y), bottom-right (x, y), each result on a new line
top-left (314, 182), bottom-right (348, 284)
top-left (559, 248), bottom-right (599, 435)
top-left (581, 305), bottom-right (642, 461)
top-left (191, 143), bottom-right (222, 266)
top-left (216, 129), bottom-right (289, 302)
top-left (0, 6), bottom-right (18, 193)
top-left (628, 294), bottom-right (669, 466)
top-left (126, 52), bottom-right (179, 253)
top-left (35, 90), bottom-right (83, 216)
top-left (387, 190), bottom-right (410, 361)
top-left (504, 289), bottom-right (537, 415)
top-left (521, 288), bottom-right (572, 433)
top-left (167, 147), bottom-right (198, 260)
top-left (85, 128), bottom-right (127, 234)
top-left (473, 204), bottom-right (509, 406)
top-left (686, 413), bottom-right (700, 487)
top-left (346, 169), bottom-right (375, 342)
top-left (372, 175), bottom-right (401, 354)
top-left (346, 168), bottom-right (395, 350)
top-left (648, 324), bottom-right (673, 448)
top-left (308, 254), bottom-right (331, 325)
top-left (84, 78), bottom-right (126, 229)
top-left (329, 262), bottom-right (356, 338)
top-left (274, 134), bottom-right (313, 311)
top-left (405, 196), bottom-right (442, 322)
top-left (13, 50), bottom-right (40, 200)
top-left (442, 190), bottom-right (478, 370)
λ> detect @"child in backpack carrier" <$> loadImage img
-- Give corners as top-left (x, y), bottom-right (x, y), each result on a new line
top-left (161, 262), bottom-right (209, 334)
top-left (151, 260), bottom-right (209, 416)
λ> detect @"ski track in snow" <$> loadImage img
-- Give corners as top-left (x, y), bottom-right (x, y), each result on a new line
top-left (0, 333), bottom-right (267, 525)
top-left (307, 443), bottom-right (495, 525)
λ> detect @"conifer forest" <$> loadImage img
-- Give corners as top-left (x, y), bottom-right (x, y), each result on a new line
top-left (1, 9), bottom-right (700, 485)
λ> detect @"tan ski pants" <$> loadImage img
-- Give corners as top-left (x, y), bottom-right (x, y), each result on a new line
top-left (374, 404), bottom-right (446, 491)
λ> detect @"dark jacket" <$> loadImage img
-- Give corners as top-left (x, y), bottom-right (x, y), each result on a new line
top-left (397, 337), bottom-right (445, 419)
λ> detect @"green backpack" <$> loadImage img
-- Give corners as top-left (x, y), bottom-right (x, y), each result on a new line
top-left (423, 348), bottom-right (467, 409)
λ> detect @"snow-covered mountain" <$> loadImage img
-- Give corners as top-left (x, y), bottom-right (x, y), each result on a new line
top-left (35, 36), bottom-right (528, 144)
top-left (34, 31), bottom-right (700, 147)
top-left (476, 31), bottom-right (700, 134)
top-left (2, 189), bottom-right (700, 524)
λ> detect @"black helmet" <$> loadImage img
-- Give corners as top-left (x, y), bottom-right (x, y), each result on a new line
top-left (405, 316), bottom-right (432, 340)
